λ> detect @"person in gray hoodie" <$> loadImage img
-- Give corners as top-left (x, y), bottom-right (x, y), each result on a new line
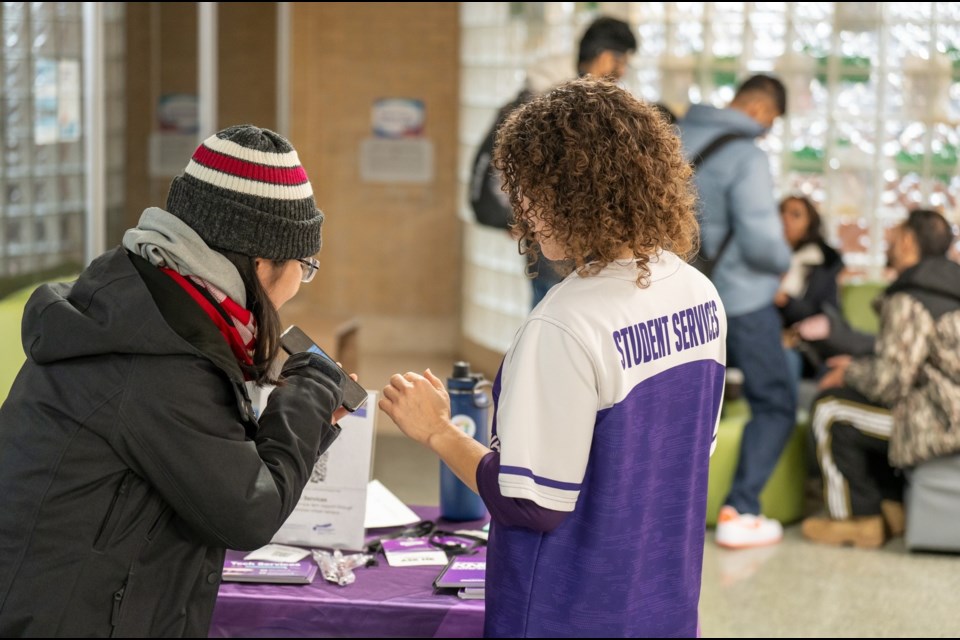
top-left (678, 75), bottom-right (794, 548)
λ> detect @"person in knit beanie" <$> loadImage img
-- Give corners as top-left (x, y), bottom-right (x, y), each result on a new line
top-left (166, 124), bottom-right (324, 261)
top-left (0, 125), bottom-right (349, 637)
top-left (123, 124), bottom-right (326, 384)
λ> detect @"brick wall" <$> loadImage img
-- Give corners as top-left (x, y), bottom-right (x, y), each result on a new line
top-left (290, 2), bottom-right (461, 353)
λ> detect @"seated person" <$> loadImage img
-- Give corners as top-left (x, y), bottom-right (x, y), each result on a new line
top-left (775, 195), bottom-right (843, 382)
top-left (797, 209), bottom-right (960, 548)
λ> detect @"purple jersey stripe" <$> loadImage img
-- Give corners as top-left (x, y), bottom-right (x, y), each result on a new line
top-left (477, 452), bottom-right (570, 532)
top-left (499, 465), bottom-right (582, 491)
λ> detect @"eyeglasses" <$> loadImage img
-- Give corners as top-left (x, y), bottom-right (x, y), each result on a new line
top-left (296, 257), bottom-right (319, 283)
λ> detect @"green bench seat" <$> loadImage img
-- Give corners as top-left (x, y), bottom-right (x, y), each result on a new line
top-left (706, 399), bottom-right (808, 526)
top-left (0, 285), bottom-right (38, 405)
top-left (0, 276), bottom-right (77, 405)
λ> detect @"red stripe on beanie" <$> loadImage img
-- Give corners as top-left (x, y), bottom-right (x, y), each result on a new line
top-left (192, 145), bottom-right (309, 186)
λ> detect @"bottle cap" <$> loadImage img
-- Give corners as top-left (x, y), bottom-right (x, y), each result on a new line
top-left (452, 361), bottom-right (471, 379)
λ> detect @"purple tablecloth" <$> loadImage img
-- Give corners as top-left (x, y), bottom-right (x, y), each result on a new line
top-left (209, 507), bottom-right (488, 638)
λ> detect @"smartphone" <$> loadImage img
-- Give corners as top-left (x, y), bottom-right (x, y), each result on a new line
top-left (280, 325), bottom-right (367, 412)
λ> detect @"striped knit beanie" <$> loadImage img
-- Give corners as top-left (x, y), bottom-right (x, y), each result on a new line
top-left (166, 124), bottom-right (323, 260)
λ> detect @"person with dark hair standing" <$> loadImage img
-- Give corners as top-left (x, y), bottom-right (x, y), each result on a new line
top-left (576, 15), bottom-right (637, 80)
top-left (0, 125), bottom-right (349, 637)
top-left (801, 209), bottom-right (960, 548)
top-left (677, 74), bottom-right (795, 548)
top-left (469, 15), bottom-right (637, 309)
top-left (383, 79), bottom-right (725, 638)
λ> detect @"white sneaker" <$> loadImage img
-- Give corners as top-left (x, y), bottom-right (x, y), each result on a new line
top-left (715, 506), bottom-right (783, 549)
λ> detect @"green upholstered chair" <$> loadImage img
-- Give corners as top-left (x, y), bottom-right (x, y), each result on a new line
top-left (0, 284), bottom-right (38, 404)
top-left (705, 399), bottom-right (808, 526)
top-left (840, 281), bottom-right (886, 335)
top-left (705, 281), bottom-right (887, 527)
top-left (0, 275), bottom-right (77, 404)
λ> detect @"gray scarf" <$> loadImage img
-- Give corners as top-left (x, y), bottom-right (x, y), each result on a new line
top-left (122, 207), bottom-right (247, 307)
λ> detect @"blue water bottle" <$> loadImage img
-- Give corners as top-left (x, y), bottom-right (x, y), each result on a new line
top-left (441, 362), bottom-right (491, 521)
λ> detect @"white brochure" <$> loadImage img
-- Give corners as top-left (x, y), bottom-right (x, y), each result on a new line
top-left (270, 391), bottom-right (377, 551)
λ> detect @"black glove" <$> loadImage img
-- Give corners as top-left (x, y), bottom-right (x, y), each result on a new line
top-left (280, 352), bottom-right (346, 455)
top-left (282, 352), bottom-right (345, 396)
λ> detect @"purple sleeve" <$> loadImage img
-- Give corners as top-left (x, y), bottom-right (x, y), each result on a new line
top-left (475, 451), bottom-right (569, 533)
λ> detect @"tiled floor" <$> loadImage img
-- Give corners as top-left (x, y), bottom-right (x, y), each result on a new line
top-left (360, 351), bottom-right (960, 638)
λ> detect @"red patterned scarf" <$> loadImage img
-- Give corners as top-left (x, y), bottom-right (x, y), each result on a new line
top-left (160, 267), bottom-right (256, 368)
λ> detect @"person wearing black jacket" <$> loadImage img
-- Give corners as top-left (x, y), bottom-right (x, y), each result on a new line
top-left (775, 195), bottom-right (844, 327)
top-left (776, 195), bottom-right (844, 381)
top-left (0, 125), bottom-right (348, 637)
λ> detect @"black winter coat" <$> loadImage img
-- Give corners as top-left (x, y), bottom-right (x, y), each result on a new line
top-left (779, 240), bottom-right (844, 326)
top-left (0, 248), bottom-right (343, 637)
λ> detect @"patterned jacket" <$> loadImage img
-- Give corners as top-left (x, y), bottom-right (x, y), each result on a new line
top-left (846, 257), bottom-right (960, 468)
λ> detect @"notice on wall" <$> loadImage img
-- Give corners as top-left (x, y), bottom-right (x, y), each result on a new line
top-left (149, 94), bottom-right (200, 177)
top-left (57, 60), bottom-right (81, 142)
top-left (270, 391), bottom-right (377, 551)
top-left (34, 59), bottom-right (59, 145)
top-left (361, 97), bottom-right (433, 183)
top-left (372, 98), bottom-right (425, 139)
top-left (33, 58), bottom-right (81, 145)
top-left (360, 138), bottom-right (434, 184)
top-left (149, 132), bottom-right (199, 177)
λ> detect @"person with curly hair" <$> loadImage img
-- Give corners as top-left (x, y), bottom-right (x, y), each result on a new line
top-left (381, 79), bottom-right (726, 637)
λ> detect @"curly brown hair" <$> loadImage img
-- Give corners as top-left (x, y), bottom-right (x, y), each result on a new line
top-left (492, 78), bottom-right (698, 287)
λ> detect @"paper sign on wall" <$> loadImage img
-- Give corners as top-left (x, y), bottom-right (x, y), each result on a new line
top-left (372, 98), bottom-right (425, 139)
top-left (149, 94), bottom-right (200, 177)
top-left (34, 59), bottom-right (59, 145)
top-left (359, 138), bottom-right (434, 184)
top-left (33, 59), bottom-right (81, 145)
top-left (270, 391), bottom-right (377, 551)
top-left (57, 60), bottom-right (81, 142)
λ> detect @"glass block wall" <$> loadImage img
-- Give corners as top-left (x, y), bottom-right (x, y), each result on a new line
top-left (460, 2), bottom-right (960, 353)
top-left (0, 2), bottom-right (124, 285)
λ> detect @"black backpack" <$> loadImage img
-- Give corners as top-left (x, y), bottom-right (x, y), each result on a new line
top-left (468, 91), bottom-right (532, 230)
top-left (688, 133), bottom-right (749, 279)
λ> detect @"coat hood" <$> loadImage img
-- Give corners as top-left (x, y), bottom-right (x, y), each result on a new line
top-left (22, 248), bottom-right (207, 366)
top-left (889, 256), bottom-right (960, 303)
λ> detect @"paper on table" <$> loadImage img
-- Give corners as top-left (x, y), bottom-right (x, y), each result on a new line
top-left (270, 395), bottom-right (376, 551)
top-left (244, 544), bottom-right (311, 563)
top-left (364, 479), bottom-right (421, 529)
top-left (381, 538), bottom-right (449, 567)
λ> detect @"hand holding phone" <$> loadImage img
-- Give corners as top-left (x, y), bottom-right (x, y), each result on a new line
top-left (280, 325), bottom-right (367, 412)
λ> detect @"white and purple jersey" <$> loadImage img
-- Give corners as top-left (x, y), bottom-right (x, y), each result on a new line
top-left (484, 252), bottom-right (726, 637)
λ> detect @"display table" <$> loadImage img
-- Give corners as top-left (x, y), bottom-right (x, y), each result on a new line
top-left (209, 507), bottom-right (488, 638)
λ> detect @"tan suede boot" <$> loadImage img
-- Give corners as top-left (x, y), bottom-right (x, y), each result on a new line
top-left (801, 515), bottom-right (887, 549)
top-left (881, 500), bottom-right (906, 537)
